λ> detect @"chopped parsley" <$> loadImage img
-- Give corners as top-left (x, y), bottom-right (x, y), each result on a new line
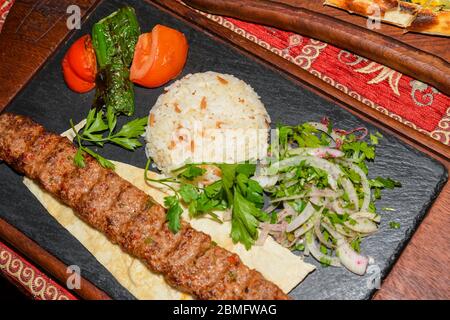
top-left (145, 161), bottom-right (268, 249)
top-left (389, 221), bottom-right (401, 229)
top-left (71, 107), bottom-right (148, 169)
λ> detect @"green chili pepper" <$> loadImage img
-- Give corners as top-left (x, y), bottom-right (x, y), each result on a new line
top-left (91, 6), bottom-right (140, 116)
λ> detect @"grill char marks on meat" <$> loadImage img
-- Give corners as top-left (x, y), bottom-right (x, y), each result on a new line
top-left (0, 114), bottom-right (44, 165)
top-left (203, 258), bottom-right (254, 300)
top-left (60, 157), bottom-right (105, 208)
top-left (19, 134), bottom-right (63, 180)
top-left (37, 139), bottom-right (78, 195)
top-left (122, 217), bottom-right (191, 273)
top-left (0, 113), bottom-right (289, 300)
top-left (106, 184), bottom-right (150, 242)
top-left (243, 270), bottom-right (287, 299)
top-left (165, 227), bottom-right (212, 290)
top-left (77, 172), bottom-right (127, 234)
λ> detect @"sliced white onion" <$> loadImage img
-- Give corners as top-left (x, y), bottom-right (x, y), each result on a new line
top-left (271, 188), bottom-right (340, 203)
top-left (336, 240), bottom-right (368, 275)
top-left (264, 204), bottom-right (278, 214)
top-left (260, 223), bottom-right (286, 232)
top-left (307, 122), bottom-right (342, 141)
top-left (281, 201), bottom-right (296, 217)
top-left (323, 217), bottom-right (355, 237)
top-left (256, 225), bottom-right (270, 246)
top-left (321, 221), bottom-right (344, 241)
top-left (329, 201), bottom-right (345, 215)
top-left (284, 180), bottom-right (298, 188)
top-left (314, 218), bottom-right (335, 249)
top-left (286, 202), bottom-right (316, 232)
top-left (341, 177), bottom-right (359, 212)
top-left (294, 218), bottom-right (315, 238)
top-left (311, 188), bottom-right (343, 198)
top-left (288, 147), bottom-right (344, 159)
top-left (251, 174), bottom-right (279, 189)
top-left (339, 160), bottom-right (371, 211)
top-left (309, 196), bottom-right (321, 206)
top-left (351, 211), bottom-right (381, 223)
top-left (305, 231), bottom-right (341, 267)
top-left (304, 244), bottom-right (310, 256)
top-left (267, 156), bottom-right (342, 190)
top-left (222, 209), bottom-right (232, 222)
top-left (345, 218), bottom-right (378, 234)
top-left (276, 208), bottom-right (292, 223)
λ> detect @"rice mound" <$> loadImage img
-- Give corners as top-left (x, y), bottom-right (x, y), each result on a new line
top-left (145, 71), bottom-right (271, 172)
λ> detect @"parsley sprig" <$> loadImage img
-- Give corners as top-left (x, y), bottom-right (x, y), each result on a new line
top-left (144, 161), bottom-right (269, 249)
top-left (71, 107), bottom-right (148, 170)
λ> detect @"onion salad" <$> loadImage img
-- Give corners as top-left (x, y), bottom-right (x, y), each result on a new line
top-left (253, 118), bottom-right (401, 275)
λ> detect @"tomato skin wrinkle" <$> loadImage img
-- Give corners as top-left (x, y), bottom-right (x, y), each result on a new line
top-left (62, 56), bottom-right (95, 93)
top-left (67, 35), bottom-right (97, 83)
top-left (130, 24), bottom-right (188, 88)
top-left (62, 34), bottom-right (96, 93)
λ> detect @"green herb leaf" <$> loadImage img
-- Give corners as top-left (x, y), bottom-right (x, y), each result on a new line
top-left (389, 221), bottom-right (400, 229)
top-left (164, 196), bottom-right (183, 233)
top-left (178, 165), bottom-right (206, 181)
top-left (204, 180), bottom-right (223, 198)
top-left (370, 177), bottom-right (402, 189)
top-left (84, 110), bottom-right (109, 134)
top-left (82, 147), bottom-right (115, 169)
top-left (235, 163), bottom-right (256, 177)
top-left (113, 116), bottom-right (148, 138)
top-left (110, 137), bottom-right (142, 150)
top-left (231, 187), bottom-right (269, 249)
top-left (70, 109), bottom-right (147, 169)
top-left (342, 141), bottom-right (375, 162)
top-left (85, 108), bottom-right (97, 129)
top-left (218, 164), bottom-right (237, 205)
top-left (351, 237), bottom-right (361, 253)
top-left (179, 184), bottom-right (199, 203)
top-left (106, 105), bottom-right (117, 133)
top-left (74, 148), bottom-right (86, 168)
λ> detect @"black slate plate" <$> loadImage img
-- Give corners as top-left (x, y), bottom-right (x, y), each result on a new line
top-left (0, 0), bottom-right (447, 300)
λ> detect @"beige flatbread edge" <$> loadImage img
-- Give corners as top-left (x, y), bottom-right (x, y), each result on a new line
top-left (324, 0), bottom-right (420, 28)
top-left (22, 123), bottom-right (315, 300)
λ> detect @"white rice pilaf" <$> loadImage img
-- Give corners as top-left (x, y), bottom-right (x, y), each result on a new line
top-left (145, 71), bottom-right (271, 172)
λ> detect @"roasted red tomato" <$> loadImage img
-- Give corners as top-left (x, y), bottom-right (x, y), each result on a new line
top-left (62, 56), bottom-right (96, 93)
top-left (62, 35), bottom-right (96, 93)
top-left (66, 35), bottom-right (97, 82)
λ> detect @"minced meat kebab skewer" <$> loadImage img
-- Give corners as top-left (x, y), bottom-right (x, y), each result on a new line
top-left (0, 113), bottom-right (288, 300)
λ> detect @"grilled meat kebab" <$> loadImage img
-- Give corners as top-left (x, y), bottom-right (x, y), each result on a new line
top-left (0, 113), bottom-right (289, 300)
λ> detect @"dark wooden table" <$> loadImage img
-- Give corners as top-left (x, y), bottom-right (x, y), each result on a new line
top-left (0, 0), bottom-right (448, 300)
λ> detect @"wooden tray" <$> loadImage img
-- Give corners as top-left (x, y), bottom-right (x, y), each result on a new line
top-left (183, 0), bottom-right (450, 96)
top-left (0, 0), bottom-right (449, 300)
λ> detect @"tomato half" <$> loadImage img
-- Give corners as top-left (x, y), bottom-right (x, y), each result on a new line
top-left (66, 35), bottom-right (97, 83)
top-left (62, 56), bottom-right (96, 93)
top-left (130, 25), bottom-right (188, 88)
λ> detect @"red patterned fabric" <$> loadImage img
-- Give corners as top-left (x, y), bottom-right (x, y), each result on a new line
top-left (0, 0), bottom-right (448, 300)
top-left (200, 15), bottom-right (450, 146)
top-left (0, 241), bottom-right (77, 300)
top-left (0, 0), bottom-right (13, 28)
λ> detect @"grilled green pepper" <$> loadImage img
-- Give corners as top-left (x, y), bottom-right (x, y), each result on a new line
top-left (92, 6), bottom-right (140, 116)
